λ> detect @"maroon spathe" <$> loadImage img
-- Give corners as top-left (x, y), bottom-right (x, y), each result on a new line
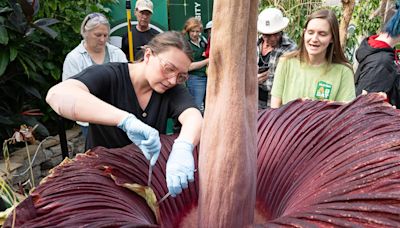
top-left (4, 93), bottom-right (400, 227)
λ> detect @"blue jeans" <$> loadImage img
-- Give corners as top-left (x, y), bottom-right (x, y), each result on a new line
top-left (80, 126), bottom-right (88, 138)
top-left (187, 74), bottom-right (207, 112)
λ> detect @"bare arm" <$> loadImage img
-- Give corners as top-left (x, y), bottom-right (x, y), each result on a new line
top-left (46, 79), bottom-right (129, 126)
top-left (189, 58), bottom-right (209, 72)
top-left (270, 96), bottom-right (282, 109)
top-left (177, 107), bottom-right (203, 145)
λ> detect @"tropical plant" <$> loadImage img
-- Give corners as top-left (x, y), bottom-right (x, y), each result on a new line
top-left (0, 0), bottom-right (118, 150)
top-left (345, 0), bottom-right (382, 63)
top-left (36, 0), bottom-right (119, 78)
top-left (4, 94), bottom-right (400, 226)
top-left (259, 0), bottom-right (324, 44)
top-left (0, 0), bottom-right (60, 145)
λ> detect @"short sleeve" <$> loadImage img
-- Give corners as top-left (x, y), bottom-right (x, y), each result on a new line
top-left (167, 85), bottom-right (198, 119)
top-left (62, 53), bottom-right (81, 81)
top-left (72, 63), bottom-right (128, 99)
top-left (337, 66), bottom-right (356, 102)
top-left (271, 58), bottom-right (288, 99)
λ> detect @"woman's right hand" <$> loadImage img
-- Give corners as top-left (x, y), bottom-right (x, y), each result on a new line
top-left (257, 71), bottom-right (269, 84)
top-left (117, 114), bottom-right (161, 166)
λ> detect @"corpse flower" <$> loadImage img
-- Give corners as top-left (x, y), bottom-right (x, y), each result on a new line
top-left (3, 93), bottom-right (400, 227)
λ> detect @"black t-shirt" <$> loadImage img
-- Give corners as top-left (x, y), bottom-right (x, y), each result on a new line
top-left (121, 27), bottom-right (159, 60)
top-left (72, 62), bottom-right (197, 149)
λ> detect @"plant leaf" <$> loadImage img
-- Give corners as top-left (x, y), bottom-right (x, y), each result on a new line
top-left (0, 7), bottom-right (13, 14)
top-left (16, 0), bottom-right (34, 22)
top-left (35, 25), bottom-right (58, 39)
top-left (0, 48), bottom-right (9, 76)
top-left (13, 80), bottom-right (41, 99)
top-left (33, 18), bottom-right (59, 27)
top-left (0, 25), bottom-right (9, 45)
top-left (9, 46), bottom-right (17, 62)
top-left (29, 19), bottom-right (59, 39)
top-left (0, 116), bottom-right (13, 125)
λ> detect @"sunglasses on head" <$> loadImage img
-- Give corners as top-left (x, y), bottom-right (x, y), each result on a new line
top-left (83, 13), bottom-right (102, 27)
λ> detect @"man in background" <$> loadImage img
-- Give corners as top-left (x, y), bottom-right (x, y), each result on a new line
top-left (121, 0), bottom-right (159, 60)
top-left (257, 8), bottom-right (297, 109)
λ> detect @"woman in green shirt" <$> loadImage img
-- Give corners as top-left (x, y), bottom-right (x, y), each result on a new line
top-left (182, 17), bottom-right (210, 113)
top-left (271, 9), bottom-right (355, 108)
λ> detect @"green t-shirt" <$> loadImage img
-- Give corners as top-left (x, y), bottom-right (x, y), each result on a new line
top-left (188, 38), bottom-right (207, 77)
top-left (271, 58), bottom-right (356, 105)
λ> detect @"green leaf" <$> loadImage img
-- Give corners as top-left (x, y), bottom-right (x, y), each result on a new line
top-left (0, 7), bottom-right (12, 14)
top-left (34, 18), bottom-right (59, 27)
top-left (0, 25), bottom-right (8, 45)
top-left (9, 46), bottom-right (17, 62)
top-left (0, 116), bottom-right (13, 125)
top-left (0, 48), bottom-right (9, 76)
top-left (18, 58), bottom-right (30, 78)
top-left (36, 25), bottom-right (58, 39)
top-left (14, 80), bottom-right (42, 99)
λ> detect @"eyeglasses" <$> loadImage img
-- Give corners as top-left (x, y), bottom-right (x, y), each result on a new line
top-left (154, 53), bottom-right (189, 84)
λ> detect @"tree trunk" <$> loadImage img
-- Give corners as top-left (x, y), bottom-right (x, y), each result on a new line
top-left (380, 0), bottom-right (389, 28)
top-left (197, 0), bottom-right (258, 226)
top-left (340, 0), bottom-right (356, 50)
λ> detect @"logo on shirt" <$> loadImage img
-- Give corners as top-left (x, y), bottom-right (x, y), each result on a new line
top-left (315, 81), bottom-right (332, 100)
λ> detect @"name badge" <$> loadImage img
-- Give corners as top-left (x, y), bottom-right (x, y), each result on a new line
top-left (315, 81), bottom-right (332, 100)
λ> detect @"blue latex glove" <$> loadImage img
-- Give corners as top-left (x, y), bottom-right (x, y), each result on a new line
top-left (166, 139), bottom-right (195, 197)
top-left (117, 114), bottom-right (161, 166)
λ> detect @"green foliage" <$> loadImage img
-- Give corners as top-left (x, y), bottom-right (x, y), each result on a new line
top-left (343, 0), bottom-right (381, 63)
top-left (352, 0), bottom-right (381, 38)
top-left (36, 0), bottom-right (118, 78)
top-left (0, 0), bottom-right (118, 146)
top-left (259, 0), bottom-right (323, 44)
top-left (259, 0), bottom-right (383, 64)
top-left (0, 0), bottom-right (60, 143)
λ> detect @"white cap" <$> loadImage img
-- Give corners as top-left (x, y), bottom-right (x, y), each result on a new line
top-left (135, 0), bottom-right (153, 13)
top-left (257, 8), bottom-right (289, 34)
top-left (205, 20), bottom-right (213, 30)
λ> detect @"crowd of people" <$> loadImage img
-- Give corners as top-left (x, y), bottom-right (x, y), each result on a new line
top-left (46, 1), bottom-right (400, 199)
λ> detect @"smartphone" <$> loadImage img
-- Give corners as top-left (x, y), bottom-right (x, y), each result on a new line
top-left (258, 66), bottom-right (269, 74)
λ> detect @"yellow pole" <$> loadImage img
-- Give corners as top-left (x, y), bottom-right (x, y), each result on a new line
top-left (126, 0), bottom-right (134, 62)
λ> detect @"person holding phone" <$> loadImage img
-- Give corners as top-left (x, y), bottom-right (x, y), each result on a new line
top-left (257, 8), bottom-right (297, 109)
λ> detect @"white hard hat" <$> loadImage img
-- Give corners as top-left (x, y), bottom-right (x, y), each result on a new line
top-left (205, 20), bottom-right (212, 30)
top-left (257, 8), bottom-right (289, 34)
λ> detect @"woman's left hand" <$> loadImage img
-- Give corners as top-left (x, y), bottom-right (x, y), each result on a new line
top-left (166, 139), bottom-right (195, 197)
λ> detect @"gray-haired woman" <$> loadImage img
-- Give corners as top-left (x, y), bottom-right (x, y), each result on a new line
top-left (62, 12), bottom-right (127, 137)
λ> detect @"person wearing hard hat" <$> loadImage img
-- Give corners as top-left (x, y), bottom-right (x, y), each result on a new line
top-left (257, 8), bottom-right (296, 109)
top-left (121, 0), bottom-right (159, 60)
top-left (203, 20), bottom-right (212, 58)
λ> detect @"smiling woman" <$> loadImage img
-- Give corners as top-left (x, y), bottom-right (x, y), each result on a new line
top-left (270, 9), bottom-right (355, 108)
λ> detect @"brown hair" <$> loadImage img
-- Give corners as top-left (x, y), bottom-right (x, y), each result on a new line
top-left (285, 9), bottom-right (351, 69)
top-left (182, 17), bottom-right (203, 34)
top-left (142, 31), bottom-right (193, 61)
